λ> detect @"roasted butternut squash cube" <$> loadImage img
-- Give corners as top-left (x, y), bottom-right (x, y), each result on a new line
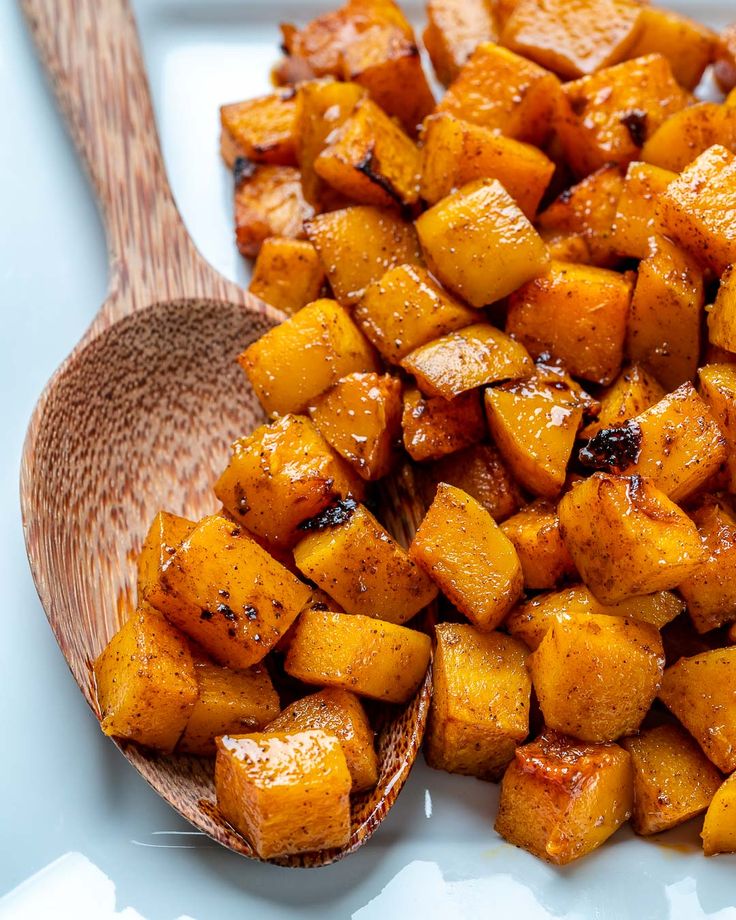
top-left (284, 609), bottom-right (432, 703)
top-left (698, 363), bottom-right (736, 492)
top-left (715, 23), bottom-right (736, 95)
top-left (402, 324), bottom-right (533, 399)
top-left (626, 7), bottom-right (716, 91)
top-left (94, 604), bottom-right (198, 752)
top-left (293, 502), bottom-right (437, 624)
top-left (581, 364), bottom-right (665, 439)
top-left (248, 238), bottom-right (325, 315)
top-left (220, 91), bottom-right (297, 168)
top-left (215, 730), bottom-right (351, 858)
top-left (150, 515), bottom-right (311, 669)
top-left (579, 383), bottom-right (726, 502)
top-left (426, 624), bottom-right (531, 779)
top-left (495, 731), bottom-right (634, 865)
top-left (506, 261), bottom-right (632, 386)
top-left (138, 511), bottom-right (194, 608)
top-left (309, 373), bottom-right (402, 481)
top-left (506, 585), bottom-right (684, 651)
top-left (537, 165), bottom-right (624, 267)
top-left (501, 500), bottom-right (577, 590)
top-left (423, 0), bottom-right (498, 86)
top-left (306, 206), bottom-right (422, 306)
top-left (233, 161), bottom-right (313, 258)
top-left (177, 663), bottom-right (280, 756)
top-left (415, 179), bottom-right (549, 307)
top-left (530, 613), bottom-right (664, 742)
top-left (419, 113), bottom-right (554, 217)
top-left (657, 145), bottom-right (736, 276)
top-left (214, 414), bottom-right (364, 549)
top-left (641, 103), bottom-right (736, 174)
top-left (401, 388), bottom-right (486, 462)
top-left (437, 42), bottom-right (561, 145)
top-left (659, 648), bottom-right (736, 773)
top-left (611, 161), bottom-right (675, 261)
top-left (703, 773), bottom-right (736, 856)
top-left (238, 299), bottom-right (378, 417)
top-left (556, 55), bottom-right (690, 177)
top-left (558, 474), bottom-right (706, 603)
top-left (485, 375), bottom-right (585, 498)
top-left (708, 265), bottom-right (736, 353)
top-left (266, 688), bottom-right (377, 792)
top-left (314, 98), bottom-right (420, 208)
top-left (355, 264), bottom-right (476, 365)
top-left (409, 483), bottom-right (523, 631)
top-left (622, 723), bottom-right (723, 836)
top-left (501, 0), bottom-right (644, 79)
top-left (626, 240), bottom-right (704, 391)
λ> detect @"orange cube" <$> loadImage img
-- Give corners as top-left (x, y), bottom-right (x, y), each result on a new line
top-left (401, 388), bottom-right (486, 462)
top-left (708, 264), bottom-right (736, 353)
top-left (138, 510), bottom-right (194, 608)
top-left (220, 91), bottom-right (297, 167)
top-left (501, 500), bottom-right (577, 590)
top-left (233, 162), bottom-right (313, 258)
top-left (641, 103), bottom-right (736, 174)
top-left (423, 0), bottom-right (498, 85)
top-left (626, 7), bottom-right (716, 90)
top-left (611, 161), bottom-right (675, 261)
top-left (581, 364), bottom-right (665, 439)
top-left (248, 238), bottom-right (325, 315)
top-left (698, 363), bottom-right (736, 492)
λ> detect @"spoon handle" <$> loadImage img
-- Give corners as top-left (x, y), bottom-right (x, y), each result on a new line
top-left (21, 0), bottom-right (235, 320)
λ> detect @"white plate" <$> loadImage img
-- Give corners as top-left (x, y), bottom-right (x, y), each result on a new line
top-left (1, 2), bottom-right (735, 918)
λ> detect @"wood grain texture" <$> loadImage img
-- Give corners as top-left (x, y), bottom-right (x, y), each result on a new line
top-left (19, 0), bottom-right (432, 867)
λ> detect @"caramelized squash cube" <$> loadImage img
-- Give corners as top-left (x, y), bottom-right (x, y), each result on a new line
top-left (293, 502), bottom-right (437, 624)
top-left (698, 363), bottom-right (736, 491)
top-left (267, 688), bottom-right (377, 792)
top-left (611, 161), bottom-right (675, 261)
top-left (501, 500), bottom-right (577, 590)
top-left (415, 179), bottom-right (549, 307)
top-left (703, 773), bottom-right (736, 856)
top-left (284, 609), bottom-right (432, 703)
top-left (426, 624), bottom-right (531, 779)
top-left (410, 483), bottom-right (523, 631)
top-left (581, 364), bottom-right (665, 439)
top-left (423, 0), bottom-right (498, 86)
top-left (495, 730), bottom-right (633, 865)
top-left (220, 91), bottom-right (297, 168)
top-left (401, 388), bottom-right (486, 462)
top-left (94, 604), bottom-right (198, 752)
top-left (558, 474), bottom-right (706, 604)
top-left (238, 299), bottom-right (378, 417)
top-left (708, 265), bottom-right (736, 353)
top-left (233, 162), bottom-right (313, 258)
top-left (715, 23), bottom-right (736, 95)
top-left (215, 730), bottom-right (351, 858)
top-left (626, 7), bottom-right (716, 90)
top-left (248, 238), bottom-right (325, 315)
top-left (138, 511), bottom-right (194, 608)
top-left (641, 103), bottom-right (736, 174)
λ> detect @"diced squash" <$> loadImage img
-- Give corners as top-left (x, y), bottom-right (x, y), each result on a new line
top-left (641, 103), bottom-right (736, 173)
top-left (149, 515), bottom-right (311, 669)
top-left (309, 373), bottom-right (402, 480)
top-left (415, 179), bottom-right (550, 307)
top-left (506, 261), bottom-right (633, 386)
top-left (284, 609), bottom-right (432, 703)
top-left (293, 502), bottom-right (438, 624)
top-left (426, 624), bottom-right (531, 779)
top-left (402, 324), bottom-right (533, 399)
top-left (698, 363), bottom-right (736, 491)
top-left (409, 483), bottom-right (523, 631)
top-left (622, 723), bottom-right (723, 835)
top-left (306, 206), bottom-right (422, 306)
top-left (215, 730), bottom-right (351, 858)
top-left (419, 113), bottom-right (554, 216)
top-left (714, 22), bottom-right (736, 95)
top-left (314, 98), bottom-right (420, 208)
top-left (703, 773), bottom-right (736, 856)
top-left (94, 604), bottom-right (198, 752)
top-left (530, 613), bottom-right (664, 742)
top-left (355, 264), bottom-right (476, 364)
top-left (138, 511), bottom-right (194, 608)
top-left (214, 414), bottom-right (364, 549)
top-left (401, 388), bottom-right (486, 462)
top-left (611, 161), bottom-right (675, 261)
top-left (581, 364), bottom-right (665, 439)
top-left (484, 374), bottom-right (585, 498)
top-left (248, 238), bottom-right (325, 315)
top-left (423, 0), bottom-right (498, 85)
top-left (506, 585), bottom-right (684, 651)
top-left (501, 500), bottom-right (577, 590)
top-left (659, 648), bottom-right (736, 773)
top-left (238, 299), bottom-right (378, 417)
top-left (233, 161), bottom-right (313, 258)
top-left (626, 7), bottom-right (716, 90)
top-left (267, 688), bottom-right (377, 792)
top-left (579, 383), bottom-right (726, 502)
top-left (708, 265), bottom-right (736, 353)
top-left (557, 474), bottom-right (706, 604)
top-left (220, 91), bottom-right (297, 167)
top-left (657, 145), bottom-right (736, 276)
top-left (437, 42), bottom-right (561, 145)
top-left (178, 663), bottom-right (280, 756)
top-left (626, 239), bottom-right (704, 391)
top-left (501, 0), bottom-right (644, 79)
top-left (495, 730), bottom-right (633, 865)
top-left (556, 55), bottom-right (690, 177)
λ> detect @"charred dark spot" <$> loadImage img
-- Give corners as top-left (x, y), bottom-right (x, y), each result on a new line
top-left (311, 601), bottom-right (329, 611)
top-left (557, 187), bottom-right (574, 205)
top-left (298, 497), bottom-right (358, 532)
top-left (200, 609), bottom-right (214, 621)
top-left (228, 627), bottom-right (237, 638)
top-left (355, 149), bottom-right (403, 208)
top-left (218, 603), bottom-right (237, 621)
top-left (579, 422), bottom-right (643, 472)
top-left (272, 599), bottom-right (283, 610)
top-left (569, 95), bottom-right (587, 117)
top-left (230, 527), bottom-right (242, 538)
top-left (620, 109), bottom-right (648, 147)
top-left (235, 487), bottom-right (250, 516)
top-left (218, 589), bottom-right (230, 600)
top-left (244, 605), bottom-right (258, 620)
top-left (233, 156), bottom-right (256, 186)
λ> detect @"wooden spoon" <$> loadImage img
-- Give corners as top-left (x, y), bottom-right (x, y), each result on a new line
top-left (20, 0), bottom-right (431, 867)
